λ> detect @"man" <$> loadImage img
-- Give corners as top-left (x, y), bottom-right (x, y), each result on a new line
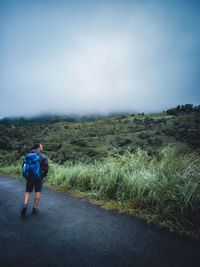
top-left (21, 143), bottom-right (49, 216)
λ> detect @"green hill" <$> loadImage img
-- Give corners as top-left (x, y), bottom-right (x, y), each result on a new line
top-left (0, 105), bottom-right (199, 164)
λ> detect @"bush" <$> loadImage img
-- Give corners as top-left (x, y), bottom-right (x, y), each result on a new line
top-left (44, 142), bottom-right (61, 150)
top-left (71, 139), bottom-right (87, 147)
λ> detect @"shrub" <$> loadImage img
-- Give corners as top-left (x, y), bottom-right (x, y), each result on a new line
top-left (71, 139), bottom-right (87, 147)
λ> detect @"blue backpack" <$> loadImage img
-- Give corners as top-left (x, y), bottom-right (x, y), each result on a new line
top-left (22, 152), bottom-right (42, 180)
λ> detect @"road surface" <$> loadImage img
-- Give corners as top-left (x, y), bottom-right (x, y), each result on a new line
top-left (0, 176), bottom-right (200, 267)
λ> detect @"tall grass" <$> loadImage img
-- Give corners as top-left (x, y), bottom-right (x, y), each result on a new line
top-left (0, 163), bottom-right (21, 177)
top-left (45, 146), bottom-right (200, 230)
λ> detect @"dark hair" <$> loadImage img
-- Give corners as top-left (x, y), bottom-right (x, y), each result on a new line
top-left (33, 143), bottom-right (41, 149)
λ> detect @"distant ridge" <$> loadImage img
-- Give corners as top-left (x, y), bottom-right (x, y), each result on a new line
top-left (0, 111), bottom-right (133, 124)
top-left (0, 104), bottom-right (199, 124)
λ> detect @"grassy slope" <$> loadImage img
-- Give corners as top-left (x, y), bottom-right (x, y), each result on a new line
top-left (0, 111), bottom-right (199, 164)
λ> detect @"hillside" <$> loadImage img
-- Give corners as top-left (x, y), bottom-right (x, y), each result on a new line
top-left (0, 106), bottom-right (200, 164)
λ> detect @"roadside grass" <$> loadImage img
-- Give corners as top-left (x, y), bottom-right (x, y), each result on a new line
top-left (0, 163), bottom-right (21, 177)
top-left (0, 145), bottom-right (199, 240)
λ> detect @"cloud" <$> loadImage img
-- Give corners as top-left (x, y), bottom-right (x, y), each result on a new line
top-left (0, 0), bottom-right (200, 117)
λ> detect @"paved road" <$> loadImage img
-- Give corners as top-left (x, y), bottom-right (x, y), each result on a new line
top-left (0, 176), bottom-right (200, 267)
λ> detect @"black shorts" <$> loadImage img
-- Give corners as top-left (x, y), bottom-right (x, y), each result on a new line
top-left (26, 179), bottom-right (43, 193)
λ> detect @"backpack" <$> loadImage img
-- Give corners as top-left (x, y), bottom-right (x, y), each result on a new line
top-left (22, 152), bottom-right (42, 180)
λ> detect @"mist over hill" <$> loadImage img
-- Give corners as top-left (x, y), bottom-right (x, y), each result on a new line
top-left (0, 104), bottom-right (199, 165)
top-left (0, 104), bottom-right (200, 124)
top-left (0, 111), bottom-right (132, 124)
top-left (0, 103), bottom-right (199, 124)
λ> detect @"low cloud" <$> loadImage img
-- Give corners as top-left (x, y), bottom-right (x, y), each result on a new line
top-left (0, 0), bottom-right (200, 117)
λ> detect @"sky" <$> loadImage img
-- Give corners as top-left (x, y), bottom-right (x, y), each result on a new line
top-left (0, 0), bottom-right (200, 117)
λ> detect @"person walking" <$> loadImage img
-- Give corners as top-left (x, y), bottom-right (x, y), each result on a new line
top-left (21, 143), bottom-right (49, 216)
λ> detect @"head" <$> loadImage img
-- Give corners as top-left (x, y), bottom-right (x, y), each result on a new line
top-left (33, 143), bottom-right (43, 153)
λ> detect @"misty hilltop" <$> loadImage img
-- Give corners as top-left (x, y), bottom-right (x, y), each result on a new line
top-left (0, 104), bottom-right (199, 164)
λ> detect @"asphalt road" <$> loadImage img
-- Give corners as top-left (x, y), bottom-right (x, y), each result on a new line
top-left (0, 175), bottom-right (200, 267)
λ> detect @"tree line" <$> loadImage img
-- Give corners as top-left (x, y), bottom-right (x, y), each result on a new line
top-left (166, 104), bottom-right (200, 115)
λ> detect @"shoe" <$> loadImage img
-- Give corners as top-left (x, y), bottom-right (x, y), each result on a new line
top-left (21, 204), bottom-right (27, 217)
top-left (32, 207), bottom-right (38, 215)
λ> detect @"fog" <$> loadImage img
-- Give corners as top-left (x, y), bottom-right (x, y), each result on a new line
top-left (0, 0), bottom-right (200, 117)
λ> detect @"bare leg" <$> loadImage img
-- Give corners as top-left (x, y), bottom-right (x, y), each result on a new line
top-left (24, 192), bottom-right (31, 205)
top-left (34, 192), bottom-right (40, 208)
top-left (21, 192), bottom-right (31, 216)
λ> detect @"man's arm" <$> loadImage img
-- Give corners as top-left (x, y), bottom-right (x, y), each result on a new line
top-left (41, 155), bottom-right (49, 177)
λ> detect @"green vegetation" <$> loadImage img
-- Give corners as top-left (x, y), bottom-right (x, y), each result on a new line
top-left (0, 107), bottom-right (199, 164)
top-left (0, 105), bottom-right (199, 239)
top-left (167, 104), bottom-right (200, 115)
top-left (0, 164), bottom-right (21, 177)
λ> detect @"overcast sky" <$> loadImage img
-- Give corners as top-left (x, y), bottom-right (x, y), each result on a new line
top-left (0, 0), bottom-right (200, 117)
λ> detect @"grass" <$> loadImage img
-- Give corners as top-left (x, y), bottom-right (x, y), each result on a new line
top-left (1, 145), bottom-right (199, 240)
top-left (0, 163), bottom-right (21, 177)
